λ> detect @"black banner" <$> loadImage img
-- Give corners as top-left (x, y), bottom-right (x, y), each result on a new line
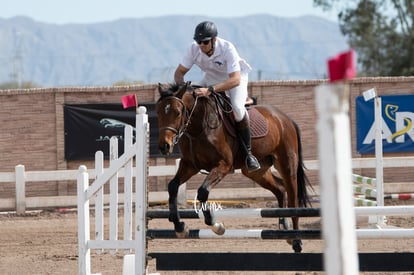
top-left (64, 103), bottom-right (179, 160)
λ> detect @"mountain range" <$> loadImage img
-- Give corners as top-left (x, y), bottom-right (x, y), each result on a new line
top-left (0, 15), bottom-right (348, 87)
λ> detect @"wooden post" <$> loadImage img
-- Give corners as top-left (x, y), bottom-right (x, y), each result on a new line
top-left (135, 106), bottom-right (148, 275)
top-left (94, 151), bottom-right (104, 254)
top-left (15, 164), bottom-right (26, 214)
top-left (77, 165), bottom-right (91, 275)
top-left (374, 96), bottom-right (385, 225)
top-left (363, 88), bottom-right (385, 226)
top-left (124, 125), bottom-right (134, 244)
top-left (109, 136), bottom-right (119, 255)
top-left (315, 84), bottom-right (359, 275)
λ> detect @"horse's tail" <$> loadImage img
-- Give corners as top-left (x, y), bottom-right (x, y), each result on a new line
top-left (293, 120), bottom-right (312, 207)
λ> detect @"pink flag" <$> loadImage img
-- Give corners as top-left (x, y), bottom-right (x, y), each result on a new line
top-left (121, 94), bottom-right (137, 109)
top-left (327, 49), bottom-right (356, 82)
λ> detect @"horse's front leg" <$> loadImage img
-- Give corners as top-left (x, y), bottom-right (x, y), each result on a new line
top-left (167, 175), bottom-right (188, 237)
top-left (197, 165), bottom-right (230, 235)
top-left (168, 163), bottom-right (198, 238)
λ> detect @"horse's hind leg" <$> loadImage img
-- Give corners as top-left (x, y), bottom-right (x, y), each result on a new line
top-left (276, 160), bottom-right (303, 253)
top-left (269, 174), bottom-right (290, 230)
top-left (283, 172), bottom-right (303, 253)
top-left (246, 169), bottom-right (288, 229)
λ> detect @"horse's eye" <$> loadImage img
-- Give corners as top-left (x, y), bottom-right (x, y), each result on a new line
top-left (174, 107), bottom-right (181, 117)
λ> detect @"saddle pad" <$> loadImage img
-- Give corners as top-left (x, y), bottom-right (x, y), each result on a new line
top-left (248, 108), bottom-right (269, 138)
top-left (224, 108), bottom-right (269, 138)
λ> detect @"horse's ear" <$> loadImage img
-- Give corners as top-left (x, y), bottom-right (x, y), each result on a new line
top-left (158, 82), bottom-right (173, 97)
top-left (158, 82), bottom-right (164, 95)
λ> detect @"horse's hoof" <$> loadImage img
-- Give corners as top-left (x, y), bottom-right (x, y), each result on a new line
top-left (211, 222), bottom-right (225, 235)
top-left (175, 224), bottom-right (189, 238)
top-left (279, 218), bottom-right (289, 230)
top-left (292, 239), bottom-right (303, 253)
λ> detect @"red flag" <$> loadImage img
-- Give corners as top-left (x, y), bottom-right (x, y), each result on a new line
top-left (121, 94), bottom-right (137, 109)
top-left (327, 49), bottom-right (356, 82)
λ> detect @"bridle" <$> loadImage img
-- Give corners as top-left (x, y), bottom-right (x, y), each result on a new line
top-left (158, 92), bottom-right (200, 145)
top-left (158, 85), bottom-right (231, 174)
top-left (158, 83), bottom-right (233, 147)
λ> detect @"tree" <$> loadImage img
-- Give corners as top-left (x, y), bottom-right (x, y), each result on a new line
top-left (314, 0), bottom-right (414, 76)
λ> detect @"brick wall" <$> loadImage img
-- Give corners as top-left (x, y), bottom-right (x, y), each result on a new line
top-left (0, 77), bottom-right (413, 198)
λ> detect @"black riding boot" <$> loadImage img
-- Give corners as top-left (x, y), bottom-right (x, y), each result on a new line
top-left (236, 114), bottom-right (261, 173)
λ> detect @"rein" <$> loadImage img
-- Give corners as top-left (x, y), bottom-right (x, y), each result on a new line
top-left (191, 84), bottom-right (233, 114)
top-left (211, 91), bottom-right (233, 115)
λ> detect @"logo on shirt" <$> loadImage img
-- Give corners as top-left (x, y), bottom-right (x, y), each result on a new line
top-left (214, 61), bottom-right (223, 66)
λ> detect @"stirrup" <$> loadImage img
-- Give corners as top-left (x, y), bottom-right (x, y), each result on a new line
top-left (245, 154), bottom-right (261, 173)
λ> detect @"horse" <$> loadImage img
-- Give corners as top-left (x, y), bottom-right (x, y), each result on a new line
top-left (156, 82), bottom-right (311, 252)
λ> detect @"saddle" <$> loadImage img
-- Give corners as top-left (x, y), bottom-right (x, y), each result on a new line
top-left (213, 92), bottom-right (268, 138)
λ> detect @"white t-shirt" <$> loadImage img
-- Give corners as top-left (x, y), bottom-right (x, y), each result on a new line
top-left (180, 37), bottom-right (252, 83)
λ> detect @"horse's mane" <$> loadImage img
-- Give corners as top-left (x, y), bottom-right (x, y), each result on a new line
top-left (157, 83), bottom-right (181, 102)
top-left (167, 83), bottom-right (180, 93)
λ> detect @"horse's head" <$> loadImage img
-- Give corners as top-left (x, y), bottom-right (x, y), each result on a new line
top-left (156, 82), bottom-right (194, 155)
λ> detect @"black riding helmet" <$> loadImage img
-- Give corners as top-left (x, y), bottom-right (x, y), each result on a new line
top-left (193, 21), bottom-right (218, 42)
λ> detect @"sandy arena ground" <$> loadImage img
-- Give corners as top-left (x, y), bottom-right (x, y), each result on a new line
top-left (1, 201), bottom-right (414, 275)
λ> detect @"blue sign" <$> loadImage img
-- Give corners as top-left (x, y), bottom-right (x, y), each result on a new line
top-left (356, 94), bottom-right (414, 154)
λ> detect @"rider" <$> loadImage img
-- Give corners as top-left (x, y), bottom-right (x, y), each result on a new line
top-left (174, 21), bottom-right (261, 173)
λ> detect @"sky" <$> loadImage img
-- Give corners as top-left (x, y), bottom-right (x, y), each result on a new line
top-left (1, 0), bottom-right (338, 24)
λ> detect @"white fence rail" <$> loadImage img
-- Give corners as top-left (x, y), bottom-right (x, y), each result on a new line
top-left (0, 163), bottom-right (179, 214)
top-left (1, 157), bottom-right (414, 214)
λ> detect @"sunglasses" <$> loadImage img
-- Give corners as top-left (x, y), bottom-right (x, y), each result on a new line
top-left (196, 40), bottom-right (210, 45)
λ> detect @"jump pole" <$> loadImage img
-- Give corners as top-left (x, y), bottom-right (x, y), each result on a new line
top-left (147, 205), bottom-right (414, 219)
top-left (315, 84), bottom-right (359, 274)
top-left (146, 228), bottom-right (414, 239)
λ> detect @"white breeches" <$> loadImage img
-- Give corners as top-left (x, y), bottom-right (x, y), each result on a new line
top-left (199, 73), bottom-right (248, 122)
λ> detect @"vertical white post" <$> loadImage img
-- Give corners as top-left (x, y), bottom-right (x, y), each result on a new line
top-left (315, 84), bottom-right (359, 275)
top-left (124, 125), bottom-right (134, 244)
top-left (135, 106), bottom-right (148, 275)
top-left (77, 165), bottom-right (91, 275)
top-left (374, 96), bottom-right (385, 225)
top-left (15, 164), bottom-right (26, 215)
top-left (109, 137), bottom-right (119, 254)
top-left (94, 151), bottom-right (104, 254)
